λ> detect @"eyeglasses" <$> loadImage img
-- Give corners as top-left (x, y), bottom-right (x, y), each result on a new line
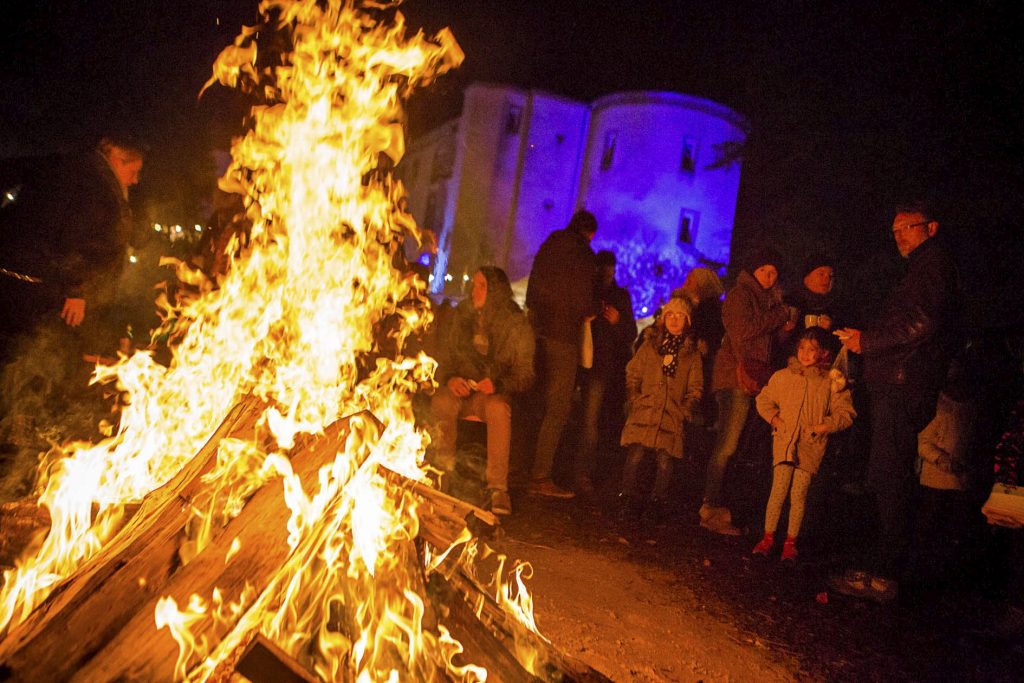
top-left (892, 221), bottom-right (929, 235)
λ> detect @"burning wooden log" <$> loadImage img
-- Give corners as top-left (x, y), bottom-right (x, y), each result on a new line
top-left (0, 501), bottom-right (50, 568)
top-left (0, 397), bottom-right (608, 681)
top-left (0, 398), bottom-right (269, 681)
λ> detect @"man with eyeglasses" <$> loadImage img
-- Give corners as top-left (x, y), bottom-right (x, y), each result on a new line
top-left (830, 201), bottom-right (959, 603)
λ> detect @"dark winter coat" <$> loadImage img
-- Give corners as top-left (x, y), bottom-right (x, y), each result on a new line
top-left (756, 358), bottom-right (856, 474)
top-left (861, 237), bottom-right (959, 392)
top-left (526, 227), bottom-right (597, 345)
top-left (620, 331), bottom-right (703, 459)
top-left (591, 279), bottom-right (637, 377)
top-left (712, 270), bottom-right (790, 392)
top-left (436, 273), bottom-right (536, 395)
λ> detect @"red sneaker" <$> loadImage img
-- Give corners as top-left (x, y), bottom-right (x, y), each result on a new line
top-left (752, 533), bottom-right (775, 556)
top-left (781, 536), bottom-right (798, 563)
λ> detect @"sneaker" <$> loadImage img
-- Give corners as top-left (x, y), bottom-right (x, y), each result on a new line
top-left (829, 569), bottom-right (870, 597)
top-left (527, 479), bottom-right (576, 499)
top-left (780, 536), bottom-right (798, 563)
top-left (867, 576), bottom-right (898, 603)
top-left (699, 506), bottom-right (742, 536)
top-left (829, 569), bottom-right (898, 603)
top-left (752, 533), bottom-right (775, 556)
top-left (489, 489), bottom-right (512, 516)
top-left (698, 501), bottom-right (716, 522)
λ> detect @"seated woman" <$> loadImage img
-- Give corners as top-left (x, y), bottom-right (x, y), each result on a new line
top-left (430, 266), bottom-right (535, 515)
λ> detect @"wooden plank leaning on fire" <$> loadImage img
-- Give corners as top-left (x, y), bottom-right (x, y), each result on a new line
top-left (0, 396), bottom-right (320, 680)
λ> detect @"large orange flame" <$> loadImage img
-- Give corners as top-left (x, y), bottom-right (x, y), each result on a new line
top-left (1, 1), bottom-right (547, 680)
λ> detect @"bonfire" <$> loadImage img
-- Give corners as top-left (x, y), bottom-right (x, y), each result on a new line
top-left (0, 2), bottom-right (606, 680)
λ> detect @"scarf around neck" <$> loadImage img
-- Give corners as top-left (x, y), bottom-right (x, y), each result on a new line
top-left (657, 332), bottom-right (686, 377)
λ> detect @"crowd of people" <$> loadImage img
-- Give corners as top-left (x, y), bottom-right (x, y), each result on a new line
top-left (425, 204), bottom-right (1024, 621)
top-left (1, 137), bottom-right (1021, 629)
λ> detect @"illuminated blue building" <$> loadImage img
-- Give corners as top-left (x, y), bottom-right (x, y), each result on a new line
top-left (396, 84), bottom-right (748, 313)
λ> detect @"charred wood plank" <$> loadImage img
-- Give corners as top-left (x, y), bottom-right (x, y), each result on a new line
top-left (235, 634), bottom-right (320, 683)
top-left (0, 501), bottom-right (49, 568)
top-left (0, 398), bottom-right (267, 681)
top-left (65, 412), bottom-right (379, 683)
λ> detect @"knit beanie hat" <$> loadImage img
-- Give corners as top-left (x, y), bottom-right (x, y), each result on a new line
top-left (659, 296), bottom-right (692, 327)
top-left (743, 246), bottom-right (783, 274)
top-left (801, 252), bottom-right (835, 278)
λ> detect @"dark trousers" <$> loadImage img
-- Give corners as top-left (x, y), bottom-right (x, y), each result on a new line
top-left (578, 366), bottom-right (626, 482)
top-left (531, 337), bottom-right (579, 481)
top-left (621, 443), bottom-right (674, 500)
top-left (865, 385), bottom-right (939, 580)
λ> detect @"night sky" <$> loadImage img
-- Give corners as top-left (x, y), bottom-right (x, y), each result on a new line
top-left (2, 0), bottom-right (1021, 322)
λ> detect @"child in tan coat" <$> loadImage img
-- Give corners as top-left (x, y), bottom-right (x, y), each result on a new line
top-left (618, 297), bottom-right (703, 519)
top-left (753, 327), bottom-right (856, 561)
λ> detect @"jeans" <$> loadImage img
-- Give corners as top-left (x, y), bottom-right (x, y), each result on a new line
top-left (431, 387), bottom-right (512, 491)
top-left (621, 443), bottom-right (674, 499)
top-left (703, 388), bottom-right (752, 505)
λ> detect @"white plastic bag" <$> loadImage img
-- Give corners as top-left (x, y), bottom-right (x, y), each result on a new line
top-left (580, 319), bottom-right (594, 369)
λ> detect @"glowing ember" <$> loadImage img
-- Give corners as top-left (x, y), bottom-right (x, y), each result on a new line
top-left (0, 1), bottom-right (551, 680)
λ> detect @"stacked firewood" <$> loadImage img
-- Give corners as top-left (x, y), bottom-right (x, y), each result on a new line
top-left (0, 399), bottom-right (608, 682)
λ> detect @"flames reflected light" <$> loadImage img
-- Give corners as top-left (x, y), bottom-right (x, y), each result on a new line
top-left (0, 1), bottom-right (548, 679)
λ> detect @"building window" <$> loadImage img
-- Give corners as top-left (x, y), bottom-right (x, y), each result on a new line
top-left (505, 103), bottom-right (522, 135)
top-left (425, 187), bottom-right (447, 232)
top-left (680, 137), bottom-right (698, 173)
top-left (678, 208), bottom-right (699, 244)
top-left (431, 144), bottom-right (454, 180)
top-left (600, 130), bottom-right (617, 171)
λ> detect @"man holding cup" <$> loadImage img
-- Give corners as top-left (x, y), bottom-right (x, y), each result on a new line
top-left (831, 201), bottom-right (959, 602)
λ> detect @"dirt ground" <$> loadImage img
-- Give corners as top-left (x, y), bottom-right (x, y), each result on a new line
top-left (3, 389), bottom-right (1022, 682)
top-left (447, 419), bottom-right (1024, 683)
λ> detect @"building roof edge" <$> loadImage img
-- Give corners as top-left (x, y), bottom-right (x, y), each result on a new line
top-left (591, 91), bottom-right (750, 135)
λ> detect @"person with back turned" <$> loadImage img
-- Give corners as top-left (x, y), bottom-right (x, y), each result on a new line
top-left (525, 209), bottom-right (599, 498)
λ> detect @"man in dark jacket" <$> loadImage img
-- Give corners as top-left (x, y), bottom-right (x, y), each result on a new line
top-left (431, 266), bottom-right (535, 515)
top-left (832, 201), bottom-right (959, 602)
top-left (0, 136), bottom-right (142, 448)
top-left (525, 210), bottom-right (598, 498)
top-left (0, 136), bottom-right (143, 361)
